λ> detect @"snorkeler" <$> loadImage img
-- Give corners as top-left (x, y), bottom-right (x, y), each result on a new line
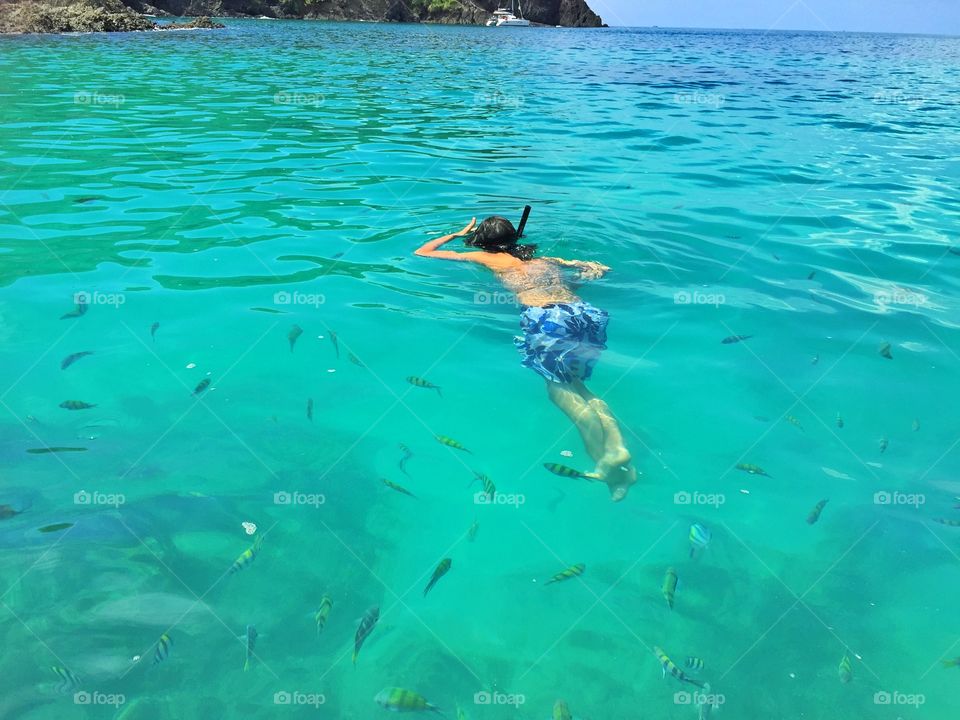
top-left (414, 216), bottom-right (637, 501)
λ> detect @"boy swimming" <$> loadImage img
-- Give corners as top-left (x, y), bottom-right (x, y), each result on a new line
top-left (414, 216), bottom-right (637, 501)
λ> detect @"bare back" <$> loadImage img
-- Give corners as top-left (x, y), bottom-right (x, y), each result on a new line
top-left (494, 258), bottom-right (579, 307)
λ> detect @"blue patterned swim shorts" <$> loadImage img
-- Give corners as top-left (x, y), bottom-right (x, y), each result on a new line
top-left (514, 302), bottom-right (609, 384)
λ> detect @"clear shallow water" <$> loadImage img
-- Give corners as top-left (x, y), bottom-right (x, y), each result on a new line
top-left (1, 20), bottom-right (960, 719)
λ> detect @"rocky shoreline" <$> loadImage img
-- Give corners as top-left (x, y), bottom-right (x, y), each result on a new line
top-left (0, 0), bottom-right (225, 33)
top-left (1, 0), bottom-right (603, 34)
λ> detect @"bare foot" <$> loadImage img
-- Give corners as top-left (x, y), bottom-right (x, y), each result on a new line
top-left (592, 445), bottom-right (632, 480)
top-left (607, 464), bottom-right (637, 502)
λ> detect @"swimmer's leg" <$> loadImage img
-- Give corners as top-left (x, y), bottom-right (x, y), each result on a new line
top-left (571, 379), bottom-right (637, 502)
top-left (546, 380), bottom-right (605, 464)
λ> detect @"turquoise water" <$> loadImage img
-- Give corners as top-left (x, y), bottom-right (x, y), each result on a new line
top-left (1, 20), bottom-right (960, 719)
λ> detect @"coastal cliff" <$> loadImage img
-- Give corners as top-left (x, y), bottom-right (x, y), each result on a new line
top-left (0, 0), bottom-right (604, 32)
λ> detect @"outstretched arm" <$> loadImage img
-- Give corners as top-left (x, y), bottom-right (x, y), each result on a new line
top-left (414, 218), bottom-right (477, 261)
top-left (540, 257), bottom-right (611, 281)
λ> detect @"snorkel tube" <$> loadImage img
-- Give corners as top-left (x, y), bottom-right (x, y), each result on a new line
top-left (516, 205), bottom-right (532, 239)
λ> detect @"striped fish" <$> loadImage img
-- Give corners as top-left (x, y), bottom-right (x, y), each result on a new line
top-left (51, 665), bottom-right (81, 694)
top-left (60, 299), bottom-right (88, 319)
top-left (735, 462), bottom-right (770, 476)
top-left (543, 463), bottom-right (593, 480)
top-left (838, 654), bottom-right (853, 683)
top-left (243, 624), bottom-right (257, 671)
top-left (423, 558), bottom-right (452, 596)
top-left (193, 378), bottom-right (211, 396)
top-left (328, 330), bottom-right (339, 358)
top-left (315, 595), bottom-right (333, 635)
top-left (553, 699), bottom-right (573, 720)
top-left (348, 353), bottom-right (364, 367)
top-left (353, 606), bottom-right (379, 665)
top-left (407, 376), bottom-right (442, 397)
top-left (150, 321), bottom-right (160, 341)
top-left (662, 567), bottom-right (678, 609)
top-left (467, 519), bottom-right (479, 542)
top-left (153, 633), bottom-right (172, 665)
top-left (60, 400), bottom-right (96, 410)
top-left (456, 705), bottom-right (468, 720)
top-left (934, 517), bottom-right (960, 527)
top-left (545, 563), bottom-right (585, 585)
top-left (654, 646), bottom-right (705, 688)
top-left (785, 414), bottom-right (804, 431)
top-left (383, 478), bottom-right (416, 498)
top-left (807, 499), bottom-right (829, 525)
top-left (879, 341), bottom-right (893, 359)
top-left (689, 523), bottom-right (711, 558)
top-left (288, 324), bottom-right (303, 352)
top-left (306, 398), bottom-right (313, 422)
top-left (836, 412), bottom-right (844, 428)
top-left (398, 443), bottom-right (413, 475)
top-left (61, 351), bottom-right (93, 370)
top-left (686, 656), bottom-right (704, 672)
top-left (474, 472), bottom-right (496, 501)
top-left (436, 435), bottom-right (471, 453)
top-left (229, 535), bottom-right (263, 575)
top-left (374, 687), bottom-right (441, 714)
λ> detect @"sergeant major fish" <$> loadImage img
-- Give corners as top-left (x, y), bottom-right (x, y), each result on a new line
top-left (153, 633), bottom-right (172, 666)
top-left (374, 687), bottom-right (441, 714)
top-left (353, 605), bottom-right (379, 665)
top-left (407, 376), bottom-right (442, 397)
top-left (288, 324), bottom-right (303, 352)
top-left (423, 558), bottom-right (452, 596)
top-left (436, 435), bottom-right (471, 453)
top-left (60, 400), bottom-right (96, 410)
top-left (807, 499), bottom-right (829, 525)
top-left (662, 567), bottom-right (679, 609)
top-left (545, 563), bottom-right (585, 585)
top-left (229, 535), bottom-right (263, 575)
top-left (382, 478), bottom-right (416, 498)
top-left (315, 595), bottom-right (333, 635)
top-left (654, 646), bottom-right (705, 688)
top-left (61, 351), bottom-right (93, 370)
top-left (689, 523), bottom-right (711, 558)
top-left (243, 624), bottom-right (257, 671)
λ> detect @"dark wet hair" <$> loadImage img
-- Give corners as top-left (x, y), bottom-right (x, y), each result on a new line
top-left (465, 216), bottom-right (537, 261)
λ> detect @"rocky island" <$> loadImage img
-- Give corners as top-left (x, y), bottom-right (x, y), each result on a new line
top-left (0, 0), bottom-right (603, 33)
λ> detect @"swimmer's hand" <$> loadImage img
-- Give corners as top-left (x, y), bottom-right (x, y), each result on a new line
top-left (452, 218), bottom-right (477, 237)
top-left (577, 261), bottom-right (611, 281)
top-left (542, 257), bottom-right (611, 280)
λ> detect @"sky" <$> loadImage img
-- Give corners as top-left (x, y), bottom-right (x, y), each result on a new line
top-left (591, 0), bottom-right (960, 35)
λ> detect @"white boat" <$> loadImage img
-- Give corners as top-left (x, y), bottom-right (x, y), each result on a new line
top-left (485, 1), bottom-right (530, 26)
